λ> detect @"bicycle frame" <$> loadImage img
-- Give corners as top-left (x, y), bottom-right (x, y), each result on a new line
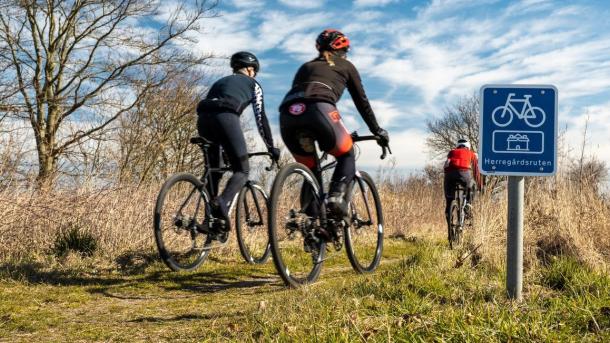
top-left (185, 137), bottom-right (273, 225)
top-left (306, 133), bottom-right (389, 231)
top-left (503, 93), bottom-right (535, 119)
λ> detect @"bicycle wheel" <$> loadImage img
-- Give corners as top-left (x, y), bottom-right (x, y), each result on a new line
top-left (235, 181), bottom-right (271, 264)
top-left (524, 106), bottom-right (546, 128)
top-left (344, 171), bottom-right (384, 273)
top-left (491, 106), bottom-right (513, 127)
top-left (448, 195), bottom-right (463, 250)
top-left (154, 172), bottom-right (210, 271)
top-left (269, 163), bottom-right (326, 287)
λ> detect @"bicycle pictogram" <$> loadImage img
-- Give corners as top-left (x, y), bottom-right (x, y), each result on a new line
top-left (491, 93), bottom-right (546, 128)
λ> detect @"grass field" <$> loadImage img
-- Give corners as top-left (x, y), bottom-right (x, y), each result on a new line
top-left (1, 174), bottom-right (609, 341)
top-left (1, 238), bottom-right (609, 342)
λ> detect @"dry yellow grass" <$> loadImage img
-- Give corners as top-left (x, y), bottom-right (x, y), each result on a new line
top-left (0, 174), bottom-right (608, 273)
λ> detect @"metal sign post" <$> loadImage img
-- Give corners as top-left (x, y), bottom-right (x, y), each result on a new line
top-left (480, 84), bottom-right (557, 301)
top-left (506, 176), bottom-right (524, 300)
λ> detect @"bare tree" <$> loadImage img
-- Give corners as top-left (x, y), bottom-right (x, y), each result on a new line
top-left (0, 0), bottom-right (217, 185)
top-left (425, 93), bottom-right (505, 191)
top-left (567, 118), bottom-right (609, 193)
top-left (115, 70), bottom-right (204, 185)
top-left (426, 93), bottom-right (480, 157)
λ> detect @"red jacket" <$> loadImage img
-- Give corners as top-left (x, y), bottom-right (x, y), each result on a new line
top-left (444, 147), bottom-right (482, 188)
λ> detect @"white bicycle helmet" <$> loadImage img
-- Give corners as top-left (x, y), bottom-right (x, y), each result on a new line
top-left (456, 138), bottom-right (471, 149)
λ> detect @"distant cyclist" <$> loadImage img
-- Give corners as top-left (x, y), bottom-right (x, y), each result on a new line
top-left (279, 29), bottom-right (389, 218)
top-left (443, 139), bottom-right (482, 222)
top-left (196, 51), bottom-right (280, 236)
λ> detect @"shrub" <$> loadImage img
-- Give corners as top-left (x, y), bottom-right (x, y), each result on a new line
top-left (52, 223), bottom-right (98, 258)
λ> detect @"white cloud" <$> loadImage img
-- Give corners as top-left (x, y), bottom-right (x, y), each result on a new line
top-left (279, 32), bottom-right (319, 60)
top-left (368, 100), bottom-right (402, 127)
top-left (563, 103), bottom-right (610, 163)
top-left (257, 11), bottom-right (331, 51)
top-left (192, 10), bottom-right (257, 55)
top-left (277, 0), bottom-right (325, 9)
top-left (356, 128), bottom-right (428, 170)
top-left (230, 0), bottom-right (265, 8)
top-left (353, 0), bottom-right (399, 8)
top-left (418, 0), bottom-right (498, 17)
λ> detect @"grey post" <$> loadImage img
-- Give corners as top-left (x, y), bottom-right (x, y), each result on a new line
top-left (506, 175), bottom-right (524, 300)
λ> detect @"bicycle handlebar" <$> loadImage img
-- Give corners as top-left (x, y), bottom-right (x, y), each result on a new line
top-left (351, 132), bottom-right (392, 160)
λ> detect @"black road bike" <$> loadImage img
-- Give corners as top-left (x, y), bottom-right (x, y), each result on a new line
top-left (448, 183), bottom-right (472, 249)
top-left (154, 137), bottom-right (275, 271)
top-left (268, 132), bottom-right (390, 287)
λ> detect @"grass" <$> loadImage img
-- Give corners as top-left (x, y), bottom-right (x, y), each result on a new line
top-left (0, 173), bottom-right (608, 341)
top-left (1, 238), bottom-right (609, 342)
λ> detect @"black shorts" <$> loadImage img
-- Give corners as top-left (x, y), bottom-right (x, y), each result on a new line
top-left (444, 169), bottom-right (474, 199)
top-left (279, 102), bottom-right (352, 169)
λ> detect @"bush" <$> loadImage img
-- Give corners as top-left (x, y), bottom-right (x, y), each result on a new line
top-left (52, 223), bottom-right (98, 258)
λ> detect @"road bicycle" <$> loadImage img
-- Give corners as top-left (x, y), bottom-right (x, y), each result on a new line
top-left (153, 136), bottom-right (275, 271)
top-left (447, 183), bottom-right (473, 249)
top-left (268, 132), bottom-right (390, 287)
top-left (491, 93), bottom-right (546, 128)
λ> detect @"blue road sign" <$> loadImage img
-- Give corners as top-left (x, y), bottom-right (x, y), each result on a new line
top-left (479, 85), bottom-right (557, 176)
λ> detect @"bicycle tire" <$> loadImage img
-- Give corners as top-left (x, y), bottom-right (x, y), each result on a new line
top-left (524, 106), bottom-right (546, 128)
top-left (448, 189), bottom-right (463, 249)
top-left (268, 163), bottom-right (326, 287)
top-left (344, 171), bottom-right (384, 273)
top-left (154, 172), bottom-right (210, 271)
top-left (491, 106), bottom-right (513, 127)
top-left (235, 181), bottom-right (271, 264)
top-left (448, 199), bottom-right (459, 249)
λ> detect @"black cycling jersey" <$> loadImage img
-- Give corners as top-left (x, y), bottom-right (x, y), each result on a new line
top-left (280, 56), bottom-right (380, 133)
top-left (197, 74), bottom-right (274, 149)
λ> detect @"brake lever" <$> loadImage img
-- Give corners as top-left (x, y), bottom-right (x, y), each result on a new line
top-left (380, 145), bottom-right (392, 160)
top-left (265, 158), bottom-right (278, 171)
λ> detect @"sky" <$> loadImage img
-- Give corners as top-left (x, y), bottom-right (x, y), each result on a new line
top-left (186, 0), bottom-right (610, 172)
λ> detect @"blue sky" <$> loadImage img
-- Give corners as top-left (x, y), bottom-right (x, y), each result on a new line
top-left (187, 0), bottom-right (610, 171)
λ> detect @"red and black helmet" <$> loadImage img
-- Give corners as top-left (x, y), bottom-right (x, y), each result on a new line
top-left (315, 29), bottom-right (350, 52)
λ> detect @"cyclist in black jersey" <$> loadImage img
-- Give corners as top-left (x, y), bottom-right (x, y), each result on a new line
top-left (279, 29), bottom-right (389, 218)
top-left (196, 51), bottom-right (280, 233)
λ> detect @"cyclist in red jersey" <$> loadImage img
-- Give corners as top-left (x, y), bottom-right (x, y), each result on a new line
top-left (443, 139), bottom-right (482, 223)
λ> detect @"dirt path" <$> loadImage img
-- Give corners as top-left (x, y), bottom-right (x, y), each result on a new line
top-left (0, 242), bottom-right (415, 342)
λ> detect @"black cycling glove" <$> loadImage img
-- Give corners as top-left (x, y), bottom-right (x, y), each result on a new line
top-left (375, 128), bottom-right (390, 147)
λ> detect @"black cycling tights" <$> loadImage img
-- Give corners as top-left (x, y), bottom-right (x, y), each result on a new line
top-left (280, 102), bottom-right (355, 216)
top-left (280, 102), bottom-right (355, 187)
top-left (197, 111), bottom-right (249, 217)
